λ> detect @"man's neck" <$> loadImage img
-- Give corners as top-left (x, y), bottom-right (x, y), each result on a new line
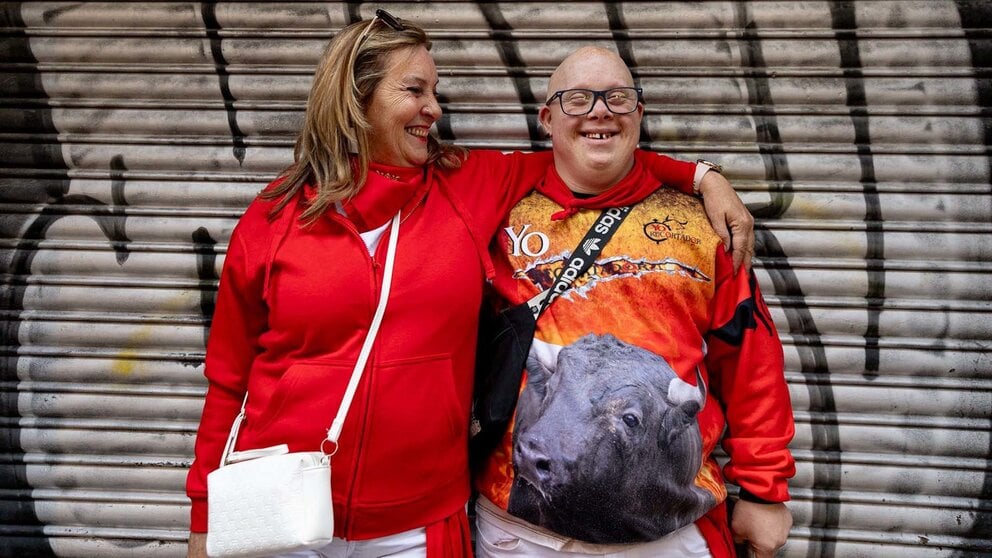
top-left (554, 157), bottom-right (635, 196)
top-left (565, 181), bottom-right (610, 196)
top-left (557, 168), bottom-right (622, 196)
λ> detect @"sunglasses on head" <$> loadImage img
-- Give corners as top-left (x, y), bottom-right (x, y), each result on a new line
top-left (357, 8), bottom-right (404, 46)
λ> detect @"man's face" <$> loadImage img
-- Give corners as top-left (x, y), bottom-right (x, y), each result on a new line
top-left (540, 50), bottom-right (644, 192)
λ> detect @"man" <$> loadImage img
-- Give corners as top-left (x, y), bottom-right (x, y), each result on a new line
top-left (474, 47), bottom-right (796, 558)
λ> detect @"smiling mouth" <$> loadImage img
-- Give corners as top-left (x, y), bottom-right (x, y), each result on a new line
top-left (406, 127), bottom-right (429, 139)
top-left (582, 132), bottom-right (616, 140)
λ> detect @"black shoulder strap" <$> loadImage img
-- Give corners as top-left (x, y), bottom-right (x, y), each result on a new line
top-left (526, 204), bottom-right (633, 318)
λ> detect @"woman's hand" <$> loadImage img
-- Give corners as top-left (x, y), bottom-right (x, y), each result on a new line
top-left (699, 171), bottom-right (755, 274)
top-left (187, 532), bottom-right (207, 558)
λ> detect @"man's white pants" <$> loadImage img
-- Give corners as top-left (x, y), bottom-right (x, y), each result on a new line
top-left (475, 497), bottom-right (712, 558)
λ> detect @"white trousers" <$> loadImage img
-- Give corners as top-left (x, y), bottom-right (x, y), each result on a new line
top-left (273, 527), bottom-right (427, 558)
top-left (475, 497), bottom-right (712, 558)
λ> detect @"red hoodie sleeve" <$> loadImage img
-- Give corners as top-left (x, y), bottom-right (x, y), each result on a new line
top-left (436, 150), bottom-right (555, 262)
top-left (449, 149), bottom-right (695, 238)
top-left (704, 249), bottom-right (796, 503)
top-left (445, 150), bottom-right (552, 233)
top-left (185, 199), bottom-right (271, 532)
top-left (634, 150), bottom-right (697, 195)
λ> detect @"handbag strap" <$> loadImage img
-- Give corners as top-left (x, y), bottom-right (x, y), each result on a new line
top-left (325, 211), bottom-right (400, 447)
top-left (218, 211), bottom-right (401, 465)
top-left (525, 204), bottom-right (634, 318)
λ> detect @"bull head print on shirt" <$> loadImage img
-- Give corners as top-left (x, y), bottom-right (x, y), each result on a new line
top-left (509, 334), bottom-right (715, 544)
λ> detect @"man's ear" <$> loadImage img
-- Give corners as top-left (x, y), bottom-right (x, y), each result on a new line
top-left (538, 105), bottom-right (553, 137)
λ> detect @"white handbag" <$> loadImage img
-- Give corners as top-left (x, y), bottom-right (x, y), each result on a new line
top-left (206, 213), bottom-right (401, 558)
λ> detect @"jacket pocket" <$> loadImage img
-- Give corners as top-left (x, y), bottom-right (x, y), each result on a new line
top-left (244, 359), bottom-right (353, 450)
top-left (359, 353), bottom-right (467, 504)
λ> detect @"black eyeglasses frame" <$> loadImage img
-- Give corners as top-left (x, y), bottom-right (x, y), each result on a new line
top-left (545, 87), bottom-right (644, 116)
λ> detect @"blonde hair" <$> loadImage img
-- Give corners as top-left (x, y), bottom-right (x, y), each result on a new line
top-left (263, 17), bottom-right (466, 222)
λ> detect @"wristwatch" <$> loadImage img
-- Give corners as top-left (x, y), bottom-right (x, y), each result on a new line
top-left (693, 159), bottom-right (724, 196)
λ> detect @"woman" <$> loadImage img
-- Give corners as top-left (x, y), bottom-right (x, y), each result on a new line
top-left (186, 11), bottom-right (752, 558)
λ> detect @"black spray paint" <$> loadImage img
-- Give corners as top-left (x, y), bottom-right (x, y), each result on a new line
top-left (201, 1), bottom-right (247, 165)
top-left (733, 5), bottom-right (839, 557)
top-left (828, 2), bottom-right (885, 380)
top-left (479, 4), bottom-right (545, 151)
top-left (0, 4), bottom-right (66, 553)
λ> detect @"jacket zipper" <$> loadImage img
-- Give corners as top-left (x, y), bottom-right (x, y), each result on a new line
top-left (335, 215), bottom-right (390, 538)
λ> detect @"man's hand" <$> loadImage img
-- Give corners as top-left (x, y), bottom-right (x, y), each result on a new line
top-left (698, 171), bottom-right (755, 274)
top-left (731, 500), bottom-right (793, 558)
top-left (187, 532), bottom-right (207, 558)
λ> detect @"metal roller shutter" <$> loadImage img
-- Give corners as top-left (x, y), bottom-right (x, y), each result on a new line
top-left (1, 2), bottom-right (989, 556)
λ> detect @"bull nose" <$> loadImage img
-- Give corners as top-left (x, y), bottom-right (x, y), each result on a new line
top-left (516, 436), bottom-right (553, 485)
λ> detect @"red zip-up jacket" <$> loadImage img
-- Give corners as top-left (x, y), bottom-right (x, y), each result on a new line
top-left (185, 150), bottom-right (695, 546)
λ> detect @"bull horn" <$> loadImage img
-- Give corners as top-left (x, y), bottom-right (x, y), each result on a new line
top-left (667, 366), bottom-right (707, 407)
top-left (529, 338), bottom-right (563, 373)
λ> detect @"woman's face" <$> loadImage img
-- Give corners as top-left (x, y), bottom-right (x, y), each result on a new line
top-left (366, 45), bottom-right (441, 167)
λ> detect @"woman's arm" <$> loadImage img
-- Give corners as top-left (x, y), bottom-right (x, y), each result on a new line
top-left (451, 149), bottom-right (754, 272)
top-left (185, 200), bottom-right (272, 535)
top-left (698, 170), bottom-right (755, 273)
top-left (636, 151), bottom-right (755, 273)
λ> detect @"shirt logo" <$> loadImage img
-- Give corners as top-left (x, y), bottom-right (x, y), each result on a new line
top-left (505, 224), bottom-right (550, 257)
top-left (643, 216), bottom-right (701, 245)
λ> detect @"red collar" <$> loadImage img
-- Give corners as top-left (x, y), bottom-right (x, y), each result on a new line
top-left (535, 159), bottom-right (661, 220)
top-left (342, 163), bottom-right (428, 231)
top-left (301, 161), bottom-right (429, 232)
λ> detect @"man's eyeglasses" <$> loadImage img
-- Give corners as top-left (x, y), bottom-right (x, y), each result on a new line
top-left (357, 9), bottom-right (404, 46)
top-left (545, 87), bottom-right (643, 116)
